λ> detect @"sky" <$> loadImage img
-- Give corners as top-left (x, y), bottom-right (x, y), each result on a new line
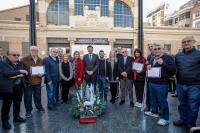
top-left (0, 0), bottom-right (190, 22)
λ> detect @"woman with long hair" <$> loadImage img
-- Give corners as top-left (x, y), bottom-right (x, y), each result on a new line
top-left (72, 51), bottom-right (84, 89)
top-left (59, 54), bottom-right (73, 104)
top-left (107, 50), bottom-right (119, 104)
top-left (132, 48), bottom-right (147, 108)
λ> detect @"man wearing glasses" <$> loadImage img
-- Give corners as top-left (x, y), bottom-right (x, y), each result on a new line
top-left (118, 48), bottom-right (134, 107)
top-left (44, 48), bottom-right (59, 110)
top-left (174, 36), bottom-right (200, 129)
top-left (0, 51), bottom-right (28, 129)
top-left (145, 44), bottom-right (176, 126)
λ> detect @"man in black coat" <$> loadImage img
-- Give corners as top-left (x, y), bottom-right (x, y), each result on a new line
top-left (118, 48), bottom-right (134, 107)
top-left (0, 51), bottom-right (28, 130)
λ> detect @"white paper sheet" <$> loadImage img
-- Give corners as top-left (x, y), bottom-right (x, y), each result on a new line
top-left (147, 67), bottom-right (161, 78)
top-left (132, 62), bottom-right (144, 71)
top-left (31, 66), bottom-right (45, 75)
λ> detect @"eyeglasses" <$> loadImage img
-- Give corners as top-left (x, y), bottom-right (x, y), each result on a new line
top-left (182, 40), bottom-right (194, 44)
top-left (153, 47), bottom-right (161, 51)
top-left (9, 54), bottom-right (20, 57)
top-left (52, 51), bottom-right (58, 53)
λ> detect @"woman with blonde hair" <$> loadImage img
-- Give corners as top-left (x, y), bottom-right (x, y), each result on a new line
top-left (72, 51), bottom-right (84, 89)
top-left (107, 50), bottom-right (119, 104)
top-left (59, 54), bottom-right (73, 104)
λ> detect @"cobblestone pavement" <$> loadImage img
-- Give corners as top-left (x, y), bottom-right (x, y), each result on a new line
top-left (0, 87), bottom-right (199, 133)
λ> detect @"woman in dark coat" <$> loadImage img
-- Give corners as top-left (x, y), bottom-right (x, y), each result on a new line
top-left (107, 50), bottom-right (119, 104)
top-left (132, 48), bottom-right (147, 107)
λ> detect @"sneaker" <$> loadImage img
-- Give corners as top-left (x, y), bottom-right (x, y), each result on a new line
top-left (25, 113), bottom-right (32, 118)
top-left (157, 119), bottom-right (169, 126)
top-left (144, 111), bottom-right (159, 118)
top-left (135, 102), bottom-right (142, 108)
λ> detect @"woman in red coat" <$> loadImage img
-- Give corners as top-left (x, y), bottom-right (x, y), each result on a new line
top-left (72, 51), bottom-right (84, 89)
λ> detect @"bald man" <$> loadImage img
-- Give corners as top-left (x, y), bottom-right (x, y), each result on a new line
top-left (174, 36), bottom-right (200, 129)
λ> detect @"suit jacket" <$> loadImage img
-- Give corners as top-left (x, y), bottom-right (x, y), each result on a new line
top-left (0, 55), bottom-right (6, 62)
top-left (21, 55), bottom-right (44, 85)
top-left (118, 56), bottom-right (133, 80)
top-left (44, 56), bottom-right (59, 83)
top-left (83, 53), bottom-right (99, 74)
top-left (0, 59), bottom-right (22, 93)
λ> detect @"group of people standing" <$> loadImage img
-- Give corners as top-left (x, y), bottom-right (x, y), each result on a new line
top-left (0, 35), bottom-right (199, 131)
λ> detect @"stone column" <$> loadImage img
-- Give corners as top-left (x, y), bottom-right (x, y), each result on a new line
top-left (109, 0), bottom-right (114, 17)
top-left (108, 38), bottom-right (116, 50)
top-left (68, 38), bottom-right (76, 55)
top-left (38, 0), bottom-right (49, 27)
top-left (69, 0), bottom-right (75, 16)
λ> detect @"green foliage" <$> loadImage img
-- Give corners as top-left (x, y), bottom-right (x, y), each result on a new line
top-left (70, 83), bottom-right (105, 118)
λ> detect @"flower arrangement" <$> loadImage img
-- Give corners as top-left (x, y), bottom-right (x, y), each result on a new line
top-left (70, 83), bottom-right (105, 118)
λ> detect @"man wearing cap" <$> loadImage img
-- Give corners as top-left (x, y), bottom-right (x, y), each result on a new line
top-left (21, 46), bottom-right (45, 117)
top-left (174, 36), bottom-right (200, 129)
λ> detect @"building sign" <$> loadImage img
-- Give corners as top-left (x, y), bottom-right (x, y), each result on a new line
top-left (75, 38), bottom-right (108, 45)
top-left (115, 39), bottom-right (133, 44)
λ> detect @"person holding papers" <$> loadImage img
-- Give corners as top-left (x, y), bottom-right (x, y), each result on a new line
top-left (132, 48), bottom-right (147, 108)
top-left (145, 44), bottom-right (176, 126)
top-left (21, 46), bottom-right (45, 117)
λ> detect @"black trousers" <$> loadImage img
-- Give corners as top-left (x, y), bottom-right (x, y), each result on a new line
top-left (110, 82), bottom-right (118, 101)
top-left (133, 80), bottom-right (145, 103)
top-left (61, 80), bottom-right (72, 102)
top-left (168, 79), bottom-right (176, 93)
top-left (1, 87), bottom-right (23, 123)
top-left (23, 85), bottom-right (43, 114)
top-left (56, 81), bottom-right (61, 102)
top-left (85, 74), bottom-right (97, 91)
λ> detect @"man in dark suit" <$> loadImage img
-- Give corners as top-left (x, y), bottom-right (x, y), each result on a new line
top-left (0, 51), bottom-right (28, 129)
top-left (118, 48), bottom-right (134, 107)
top-left (0, 47), bottom-right (6, 62)
top-left (83, 45), bottom-right (99, 89)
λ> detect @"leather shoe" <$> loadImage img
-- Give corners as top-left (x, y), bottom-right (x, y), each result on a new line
top-left (2, 121), bottom-right (11, 130)
top-left (119, 100), bottom-right (125, 105)
top-left (130, 102), bottom-right (134, 107)
top-left (173, 120), bottom-right (187, 126)
top-left (13, 116), bottom-right (26, 123)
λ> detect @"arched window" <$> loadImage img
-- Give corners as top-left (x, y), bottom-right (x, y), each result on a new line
top-left (75, 0), bottom-right (109, 16)
top-left (114, 1), bottom-right (133, 27)
top-left (47, 0), bottom-right (69, 25)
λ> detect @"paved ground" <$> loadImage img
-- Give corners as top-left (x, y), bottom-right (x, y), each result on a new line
top-left (0, 87), bottom-right (199, 133)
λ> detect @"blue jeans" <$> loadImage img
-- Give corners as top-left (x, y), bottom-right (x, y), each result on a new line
top-left (46, 82), bottom-right (57, 108)
top-left (97, 75), bottom-right (108, 98)
top-left (149, 82), bottom-right (169, 120)
top-left (176, 84), bottom-right (200, 127)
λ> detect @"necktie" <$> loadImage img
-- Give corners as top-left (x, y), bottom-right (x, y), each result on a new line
top-left (90, 54), bottom-right (92, 61)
